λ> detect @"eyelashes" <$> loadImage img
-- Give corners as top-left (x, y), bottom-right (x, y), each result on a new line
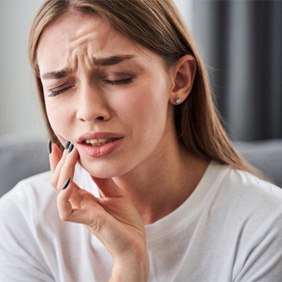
top-left (47, 77), bottom-right (134, 97)
top-left (102, 77), bottom-right (133, 86)
top-left (48, 85), bottom-right (74, 97)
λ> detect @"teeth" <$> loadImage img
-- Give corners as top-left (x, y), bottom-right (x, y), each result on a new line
top-left (85, 139), bottom-right (112, 146)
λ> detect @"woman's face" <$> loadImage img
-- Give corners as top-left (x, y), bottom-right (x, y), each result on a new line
top-left (37, 12), bottom-right (177, 178)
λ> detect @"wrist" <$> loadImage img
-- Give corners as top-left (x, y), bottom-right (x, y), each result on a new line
top-left (110, 252), bottom-right (149, 282)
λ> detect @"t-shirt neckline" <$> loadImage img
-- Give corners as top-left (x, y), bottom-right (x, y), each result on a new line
top-left (145, 161), bottom-right (227, 243)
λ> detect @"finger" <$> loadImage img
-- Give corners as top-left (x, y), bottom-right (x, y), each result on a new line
top-left (49, 141), bottom-right (62, 172)
top-left (68, 202), bottom-right (105, 227)
top-left (57, 178), bottom-right (74, 220)
top-left (57, 181), bottom-right (100, 223)
top-left (57, 144), bottom-right (78, 191)
top-left (67, 180), bottom-right (83, 210)
top-left (50, 149), bottom-right (68, 190)
top-left (59, 192), bottom-right (104, 227)
top-left (50, 141), bottom-right (71, 189)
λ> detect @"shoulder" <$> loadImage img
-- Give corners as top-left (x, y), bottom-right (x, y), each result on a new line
top-left (0, 171), bottom-right (57, 225)
top-left (209, 162), bottom-right (282, 235)
top-left (217, 162), bottom-right (282, 206)
top-left (215, 165), bottom-right (282, 280)
top-left (1, 170), bottom-right (54, 203)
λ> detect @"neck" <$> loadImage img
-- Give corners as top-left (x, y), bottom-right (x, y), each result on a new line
top-left (113, 144), bottom-right (209, 225)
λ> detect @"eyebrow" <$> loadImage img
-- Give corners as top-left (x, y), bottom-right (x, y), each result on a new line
top-left (93, 54), bottom-right (135, 66)
top-left (42, 69), bottom-right (69, 80)
top-left (41, 54), bottom-right (135, 80)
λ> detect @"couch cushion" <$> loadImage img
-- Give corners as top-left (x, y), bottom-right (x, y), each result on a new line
top-left (0, 134), bottom-right (49, 197)
top-left (235, 139), bottom-right (282, 188)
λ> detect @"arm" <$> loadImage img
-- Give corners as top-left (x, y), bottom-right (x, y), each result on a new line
top-left (49, 142), bottom-right (149, 281)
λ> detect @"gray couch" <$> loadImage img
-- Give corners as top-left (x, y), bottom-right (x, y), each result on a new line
top-left (0, 134), bottom-right (282, 197)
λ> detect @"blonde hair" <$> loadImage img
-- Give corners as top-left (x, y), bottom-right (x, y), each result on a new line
top-left (29, 0), bottom-right (262, 177)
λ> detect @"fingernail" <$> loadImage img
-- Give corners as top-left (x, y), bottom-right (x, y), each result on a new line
top-left (48, 140), bottom-right (52, 154)
top-left (68, 143), bottom-right (74, 153)
top-left (62, 177), bottom-right (71, 190)
top-left (65, 140), bottom-right (71, 150)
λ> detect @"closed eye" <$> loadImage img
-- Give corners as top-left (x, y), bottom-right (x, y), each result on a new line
top-left (47, 76), bottom-right (134, 96)
top-left (103, 77), bottom-right (134, 86)
top-left (48, 85), bottom-right (74, 97)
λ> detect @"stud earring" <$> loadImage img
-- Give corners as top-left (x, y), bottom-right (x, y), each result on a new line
top-left (175, 97), bottom-right (182, 105)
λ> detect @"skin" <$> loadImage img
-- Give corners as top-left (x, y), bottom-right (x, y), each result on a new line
top-left (37, 11), bottom-right (209, 281)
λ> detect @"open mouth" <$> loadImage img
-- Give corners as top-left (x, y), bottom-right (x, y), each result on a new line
top-left (83, 138), bottom-right (119, 147)
top-left (77, 132), bottom-right (124, 158)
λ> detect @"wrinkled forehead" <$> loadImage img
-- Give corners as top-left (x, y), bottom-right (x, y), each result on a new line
top-left (36, 11), bottom-right (139, 75)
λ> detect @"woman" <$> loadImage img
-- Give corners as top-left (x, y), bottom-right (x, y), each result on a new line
top-left (1, 0), bottom-right (282, 281)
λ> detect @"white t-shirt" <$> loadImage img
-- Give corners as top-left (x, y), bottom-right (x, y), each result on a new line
top-left (1, 161), bottom-right (282, 282)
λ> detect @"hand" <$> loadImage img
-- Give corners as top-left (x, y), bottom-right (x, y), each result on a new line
top-left (49, 142), bottom-right (149, 281)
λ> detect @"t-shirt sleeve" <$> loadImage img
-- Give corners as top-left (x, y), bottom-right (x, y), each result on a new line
top-left (0, 182), bottom-right (54, 282)
top-left (234, 206), bottom-right (282, 282)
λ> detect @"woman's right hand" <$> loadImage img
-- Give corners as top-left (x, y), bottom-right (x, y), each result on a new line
top-left (49, 141), bottom-right (149, 281)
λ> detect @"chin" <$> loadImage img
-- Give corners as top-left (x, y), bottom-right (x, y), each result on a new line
top-left (79, 157), bottom-right (127, 179)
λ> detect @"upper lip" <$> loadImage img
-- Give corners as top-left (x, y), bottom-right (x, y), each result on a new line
top-left (77, 131), bottom-right (124, 143)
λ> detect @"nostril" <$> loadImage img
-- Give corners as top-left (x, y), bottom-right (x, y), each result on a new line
top-left (96, 116), bottom-right (105, 121)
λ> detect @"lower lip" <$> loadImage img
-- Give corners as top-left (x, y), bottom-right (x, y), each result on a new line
top-left (79, 138), bottom-right (123, 158)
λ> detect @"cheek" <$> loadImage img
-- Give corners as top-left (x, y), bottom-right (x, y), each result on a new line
top-left (45, 99), bottom-right (72, 137)
top-left (113, 85), bottom-right (169, 137)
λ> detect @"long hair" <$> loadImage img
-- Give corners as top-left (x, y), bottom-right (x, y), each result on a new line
top-left (29, 0), bottom-right (262, 177)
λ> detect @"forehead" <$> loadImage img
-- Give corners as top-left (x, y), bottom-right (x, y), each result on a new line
top-left (36, 12), bottom-right (141, 73)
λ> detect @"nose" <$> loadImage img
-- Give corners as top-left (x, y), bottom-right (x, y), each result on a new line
top-left (76, 84), bottom-right (111, 122)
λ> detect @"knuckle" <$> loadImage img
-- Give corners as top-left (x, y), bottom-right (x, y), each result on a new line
top-left (59, 212), bottom-right (69, 222)
top-left (88, 209), bottom-right (107, 233)
top-left (50, 178), bottom-right (57, 188)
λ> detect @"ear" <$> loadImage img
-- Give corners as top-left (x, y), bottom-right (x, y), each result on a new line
top-left (169, 55), bottom-right (197, 105)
